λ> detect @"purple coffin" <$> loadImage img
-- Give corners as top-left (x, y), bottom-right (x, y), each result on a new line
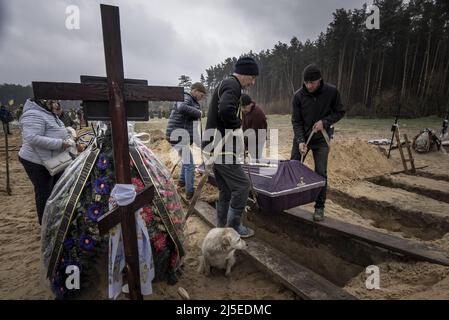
top-left (199, 160), bottom-right (325, 213)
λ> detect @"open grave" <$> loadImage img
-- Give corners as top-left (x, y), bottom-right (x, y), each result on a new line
top-left (150, 129), bottom-right (449, 300)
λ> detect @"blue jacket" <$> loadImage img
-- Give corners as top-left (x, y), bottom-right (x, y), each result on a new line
top-left (166, 93), bottom-right (202, 146)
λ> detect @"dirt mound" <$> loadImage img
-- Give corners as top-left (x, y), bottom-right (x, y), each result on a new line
top-left (345, 261), bottom-right (449, 300)
top-left (304, 138), bottom-right (394, 186)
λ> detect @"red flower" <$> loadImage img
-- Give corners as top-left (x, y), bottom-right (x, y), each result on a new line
top-left (131, 177), bottom-right (144, 193)
top-left (171, 217), bottom-right (183, 225)
top-left (170, 251), bottom-right (178, 268)
top-left (152, 233), bottom-right (166, 253)
top-left (141, 207), bottom-right (153, 225)
top-left (167, 202), bottom-right (174, 210)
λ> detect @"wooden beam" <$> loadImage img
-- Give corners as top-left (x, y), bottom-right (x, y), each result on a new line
top-left (191, 201), bottom-right (356, 300)
top-left (286, 206), bottom-right (449, 267)
top-left (32, 82), bottom-right (183, 102)
top-left (97, 186), bottom-right (155, 236)
top-left (101, 3), bottom-right (141, 300)
top-left (125, 84), bottom-right (184, 101)
top-left (32, 82), bottom-right (108, 101)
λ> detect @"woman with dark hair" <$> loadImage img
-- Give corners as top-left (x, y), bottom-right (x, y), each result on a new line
top-left (18, 99), bottom-right (73, 225)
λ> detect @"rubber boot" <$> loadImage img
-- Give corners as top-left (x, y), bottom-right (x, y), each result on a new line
top-left (216, 201), bottom-right (229, 228)
top-left (313, 207), bottom-right (325, 222)
top-left (226, 207), bottom-right (254, 238)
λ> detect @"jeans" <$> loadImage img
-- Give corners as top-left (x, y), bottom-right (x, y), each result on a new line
top-left (19, 156), bottom-right (62, 225)
top-left (175, 145), bottom-right (195, 194)
top-left (213, 164), bottom-right (250, 228)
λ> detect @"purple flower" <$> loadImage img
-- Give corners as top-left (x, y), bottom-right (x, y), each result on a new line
top-left (96, 154), bottom-right (109, 171)
top-left (51, 277), bottom-right (67, 298)
top-left (87, 203), bottom-right (104, 222)
top-left (64, 238), bottom-right (74, 250)
top-left (94, 177), bottom-right (110, 195)
top-left (60, 259), bottom-right (83, 274)
top-left (79, 234), bottom-right (95, 251)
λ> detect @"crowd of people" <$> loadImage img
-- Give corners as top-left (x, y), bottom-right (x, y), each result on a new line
top-left (166, 56), bottom-right (345, 237)
top-left (10, 57), bottom-right (345, 236)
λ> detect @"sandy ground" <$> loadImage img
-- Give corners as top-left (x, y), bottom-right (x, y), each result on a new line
top-left (1, 115), bottom-right (449, 300)
top-left (0, 127), bottom-right (294, 300)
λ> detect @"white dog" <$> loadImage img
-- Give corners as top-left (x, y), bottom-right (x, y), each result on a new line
top-left (198, 228), bottom-right (247, 277)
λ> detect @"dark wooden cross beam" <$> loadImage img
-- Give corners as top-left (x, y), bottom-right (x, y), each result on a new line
top-left (32, 4), bottom-right (183, 300)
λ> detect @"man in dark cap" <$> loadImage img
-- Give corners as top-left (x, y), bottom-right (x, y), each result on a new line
top-left (291, 64), bottom-right (345, 221)
top-left (203, 56), bottom-right (259, 237)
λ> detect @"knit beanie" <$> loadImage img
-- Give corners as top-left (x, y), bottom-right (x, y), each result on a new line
top-left (191, 82), bottom-right (207, 94)
top-left (303, 64), bottom-right (322, 81)
top-left (240, 94), bottom-right (253, 107)
top-left (233, 56), bottom-right (259, 76)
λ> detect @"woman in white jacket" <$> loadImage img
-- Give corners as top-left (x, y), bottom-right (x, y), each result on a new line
top-left (18, 99), bottom-right (72, 225)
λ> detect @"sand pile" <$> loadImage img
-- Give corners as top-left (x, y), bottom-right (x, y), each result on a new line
top-left (345, 261), bottom-right (449, 300)
top-left (146, 130), bottom-right (395, 187)
top-left (302, 138), bottom-right (394, 186)
top-left (145, 129), bottom-right (220, 204)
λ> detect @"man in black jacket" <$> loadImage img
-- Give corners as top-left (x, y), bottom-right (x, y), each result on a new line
top-left (203, 56), bottom-right (259, 237)
top-left (291, 64), bottom-right (345, 221)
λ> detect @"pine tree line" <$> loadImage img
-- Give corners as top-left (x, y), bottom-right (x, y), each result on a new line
top-left (204, 0), bottom-right (449, 117)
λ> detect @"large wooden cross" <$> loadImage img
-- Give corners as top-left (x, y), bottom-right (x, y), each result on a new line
top-left (32, 4), bottom-right (183, 300)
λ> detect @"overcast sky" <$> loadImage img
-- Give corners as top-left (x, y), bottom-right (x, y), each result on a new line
top-left (0, 0), bottom-right (368, 86)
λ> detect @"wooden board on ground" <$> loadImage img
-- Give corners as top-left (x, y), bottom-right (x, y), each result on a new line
top-left (286, 206), bottom-right (449, 267)
top-left (191, 200), bottom-right (357, 300)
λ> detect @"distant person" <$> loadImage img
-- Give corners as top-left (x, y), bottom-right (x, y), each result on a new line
top-left (52, 102), bottom-right (77, 129)
top-left (18, 99), bottom-right (73, 225)
top-left (0, 103), bottom-right (13, 134)
top-left (203, 56), bottom-right (259, 238)
top-left (166, 82), bottom-right (206, 200)
top-left (240, 94), bottom-right (267, 161)
top-left (77, 108), bottom-right (86, 128)
top-left (291, 64), bottom-right (345, 222)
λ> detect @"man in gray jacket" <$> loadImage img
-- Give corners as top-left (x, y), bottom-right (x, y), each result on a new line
top-left (166, 82), bottom-right (206, 199)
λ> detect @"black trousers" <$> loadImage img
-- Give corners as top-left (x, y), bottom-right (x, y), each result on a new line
top-left (291, 142), bottom-right (329, 209)
top-left (19, 157), bottom-right (62, 225)
top-left (213, 164), bottom-right (250, 212)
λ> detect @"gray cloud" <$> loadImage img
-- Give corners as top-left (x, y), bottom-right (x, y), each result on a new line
top-left (0, 0), bottom-right (368, 86)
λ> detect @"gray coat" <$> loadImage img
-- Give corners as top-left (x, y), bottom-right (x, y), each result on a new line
top-left (166, 93), bottom-right (202, 146)
top-left (18, 99), bottom-right (70, 165)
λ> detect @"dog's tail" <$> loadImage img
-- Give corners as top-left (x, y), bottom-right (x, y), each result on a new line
top-left (197, 255), bottom-right (205, 274)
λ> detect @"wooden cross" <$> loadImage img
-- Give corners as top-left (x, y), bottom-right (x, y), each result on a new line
top-left (32, 4), bottom-right (183, 300)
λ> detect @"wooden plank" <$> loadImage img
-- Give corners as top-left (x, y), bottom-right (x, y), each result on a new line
top-left (32, 82), bottom-right (183, 102)
top-left (192, 201), bottom-right (356, 300)
top-left (395, 128), bottom-right (408, 172)
top-left (286, 206), bottom-right (449, 267)
top-left (32, 82), bottom-right (108, 101)
top-left (125, 84), bottom-right (184, 101)
top-left (97, 186), bottom-right (154, 236)
top-left (403, 134), bottom-right (416, 173)
top-left (101, 3), bottom-right (142, 300)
